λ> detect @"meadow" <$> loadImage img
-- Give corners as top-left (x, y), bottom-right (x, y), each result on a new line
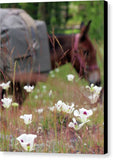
top-left (0, 41), bottom-right (104, 154)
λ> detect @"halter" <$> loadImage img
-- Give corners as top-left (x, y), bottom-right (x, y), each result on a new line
top-left (74, 33), bottom-right (80, 51)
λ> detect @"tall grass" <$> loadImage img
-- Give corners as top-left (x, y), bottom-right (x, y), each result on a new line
top-left (0, 56), bottom-right (104, 153)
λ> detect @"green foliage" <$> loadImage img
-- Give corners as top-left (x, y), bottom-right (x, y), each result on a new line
top-left (1, 1), bottom-right (104, 41)
top-left (68, 1), bottom-right (104, 41)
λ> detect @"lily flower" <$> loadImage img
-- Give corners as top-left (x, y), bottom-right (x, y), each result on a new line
top-left (1, 97), bottom-right (12, 108)
top-left (37, 108), bottom-right (43, 114)
top-left (16, 134), bottom-right (37, 151)
top-left (74, 108), bottom-right (93, 123)
top-left (55, 68), bottom-right (59, 72)
top-left (49, 70), bottom-right (54, 74)
top-left (48, 90), bottom-right (52, 97)
top-left (20, 114), bottom-right (32, 125)
top-left (86, 84), bottom-right (102, 104)
top-left (86, 84), bottom-right (102, 94)
top-left (51, 74), bottom-right (55, 78)
top-left (0, 81), bottom-right (10, 90)
top-left (68, 118), bottom-right (86, 131)
top-left (34, 95), bottom-right (38, 99)
top-left (53, 100), bottom-right (75, 114)
top-left (48, 106), bottom-right (55, 112)
top-left (66, 74), bottom-right (75, 82)
top-left (24, 85), bottom-right (34, 93)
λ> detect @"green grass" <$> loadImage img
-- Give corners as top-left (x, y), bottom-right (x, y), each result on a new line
top-left (0, 42), bottom-right (104, 153)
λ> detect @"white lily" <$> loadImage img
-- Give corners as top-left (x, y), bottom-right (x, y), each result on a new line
top-left (37, 108), bottom-right (43, 114)
top-left (74, 108), bottom-right (93, 123)
top-left (1, 97), bottom-right (12, 108)
top-left (86, 84), bottom-right (102, 94)
top-left (48, 90), bottom-right (52, 97)
top-left (0, 81), bottom-right (10, 90)
top-left (55, 68), bottom-right (59, 72)
top-left (20, 114), bottom-right (32, 125)
top-left (88, 94), bottom-right (99, 104)
top-left (51, 74), bottom-right (55, 78)
top-left (66, 74), bottom-right (75, 82)
top-left (68, 117), bottom-right (86, 131)
top-left (16, 134), bottom-right (37, 151)
top-left (86, 84), bottom-right (102, 104)
top-left (42, 85), bottom-right (46, 89)
top-left (49, 70), bottom-right (54, 74)
top-left (24, 85), bottom-right (34, 93)
top-left (48, 106), bottom-right (55, 112)
top-left (54, 100), bottom-right (75, 114)
top-left (68, 122), bottom-right (75, 128)
top-left (34, 95), bottom-right (38, 99)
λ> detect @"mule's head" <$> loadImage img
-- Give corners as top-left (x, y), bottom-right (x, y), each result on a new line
top-left (73, 20), bottom-right (101, 86)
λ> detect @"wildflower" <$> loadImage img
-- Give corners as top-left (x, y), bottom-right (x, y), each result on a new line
top-left (86, 83), bottom-right (94, 92)
top-left (0, 81), bottom-right (10, 90)
top-left (92, 107), bottom-right (97, 112)
top-left (68, 122), bottom-right (75, 128)
top-left (51, 74), bottom-right (55, 78)
top-left (49, 70), bottom-right (54, 74)
top-left (74, 108), bottom-right (93, 123)
top-left (24, 85), bottom-right (34, 93)
top-left (54, 100), bottom-right (75, 114)
top-left (86, 84), bottom-right (102, 94)
top-left (68, 118), bottom-right (86, 131)
top-left (20, 114), bottom-right (32, 125)
top-left (48, 106), bottom-right (55, 112)
top-left (42, 85), bottom-right (46, 89)
top-left (37, 89), bottom-right (40, 93)
top-left (34, 95), bottom-right (38, 99)
top-left (37, 127), bottom-right (43, 134)
top-left (16, 134), bottom-right (37, 151)
top-left (55, 68), bottom-right (59, 72)
top-left (66, 74), bottom-right (75, 82)
top-left (1, 97), bottom-right (12, 108)
top-left (42, 85), bottom-right (47, 92)
top-left (48, 90), bottom-right (52, 97)
top-left (37, 108), bottom-right (43, 114)
top-left (12, 102), bottom-right (19, 107)
top-left (86, 84), bottom-right (102, 104)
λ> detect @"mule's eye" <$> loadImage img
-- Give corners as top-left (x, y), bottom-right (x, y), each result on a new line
top-left (84, 50), bottom-right (89, 56)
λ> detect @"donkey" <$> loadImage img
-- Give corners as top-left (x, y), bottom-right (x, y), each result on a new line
top-left (49, 20), bottom-right (101, 86)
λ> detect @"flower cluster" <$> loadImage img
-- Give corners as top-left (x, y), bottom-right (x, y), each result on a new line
top-left (68, 108), bottom-right (93, 131)
top-left (86, 84), bottom-right (102, 104)
top-left (20, 114), bottom-right (32, 125)
top-left (49, 100), bottom-right (75, 114)
top-left (24, 85), bottom-right (34, 93)
top-left (68, 118), bottom-right (86, 131)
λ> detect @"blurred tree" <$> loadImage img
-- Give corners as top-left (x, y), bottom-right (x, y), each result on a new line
top-left (0, 1), bottom-right (104, 41)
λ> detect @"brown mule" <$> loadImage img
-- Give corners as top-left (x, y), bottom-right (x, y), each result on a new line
top-left (49, 20), bottom-right (101, 86)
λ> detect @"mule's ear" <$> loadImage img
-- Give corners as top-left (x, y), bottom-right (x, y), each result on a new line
top-left (80, 20), bottom-right (92, 41)
top-left (83, 20), bottom-right (92, 35)
top-left (80, 21), bottom-right (85, 30)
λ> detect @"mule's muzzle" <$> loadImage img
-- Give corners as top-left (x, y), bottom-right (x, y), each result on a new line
top-left (88, 70), bottom-right (101, 86)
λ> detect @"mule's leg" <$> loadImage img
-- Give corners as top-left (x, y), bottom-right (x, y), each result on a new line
top-left (14, 82), bottom-right (24, 108)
